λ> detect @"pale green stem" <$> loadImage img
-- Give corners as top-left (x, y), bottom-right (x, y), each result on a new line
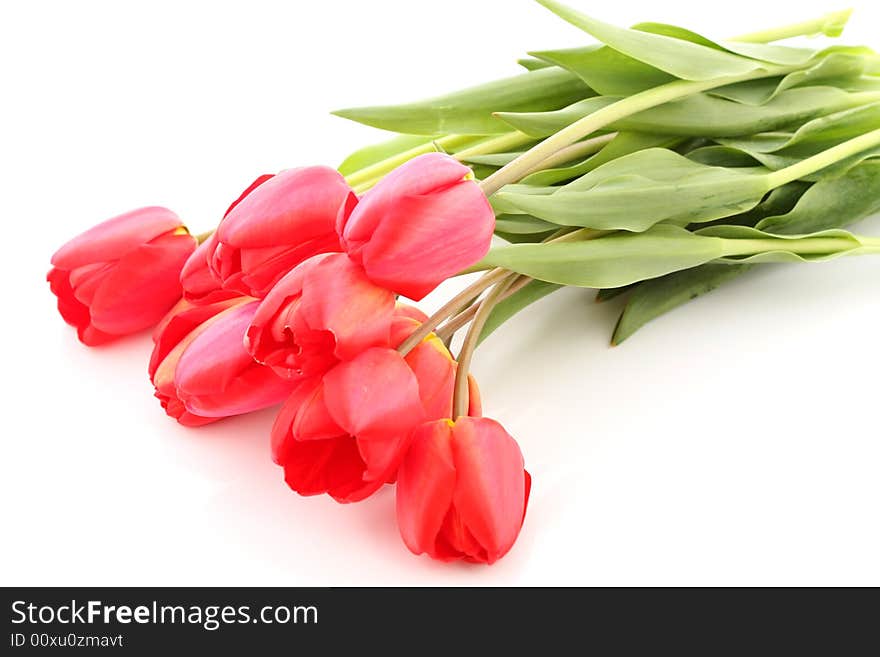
top-left (479, 65), bottom-right (795, 196)
top-left (396, 268), bottom-right (509, 356)
top-left (451, 277), bottom-right (515, 419)
top-left (344, 134), bottom-right (477, 188)
top-left (437, 274), bottom-right (531, 342)
top-left (765, 127), bottom-right (880, 188)
top-left (451, 131), bottom-right (535, 162)
top-left (194, 230), bottom-right (214, 244)
top-left (522, 132), bottom-right (616, 174)
top-left (731, 9), bottom-right (853, 43)
top-left (350, 132), bottom-right (534, 193)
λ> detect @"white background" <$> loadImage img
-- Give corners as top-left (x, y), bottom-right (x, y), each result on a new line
top-left (2, 0), bottom-right (879, 586)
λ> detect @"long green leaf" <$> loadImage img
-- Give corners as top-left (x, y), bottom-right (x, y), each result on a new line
top-left (611, 161), bottom-right (880, 342)
top-left (495, 149), bottom-right (771, 231)
top-left (332, 66), bottom-right (591, 135)
top-left (611, 264), bottom-right (752, 344)
top-left (519, 131), bottom-right (680, 186)
top-left (480, 224), bottom-right (880, 289)
top-left (710, 49), bottom-right (876, 103)
top-left (720, 101), bottom-right (880, 154)
top-left (494, 213), bottom-right (560, 234)
top-left (497, 87), bottom-right (879, 138)
top-left (534, 1), bottom-right (812, 80)
top-left (480, 225), bottom-right (727, 288)
top-left (757, 160), bottom-right (880, 233)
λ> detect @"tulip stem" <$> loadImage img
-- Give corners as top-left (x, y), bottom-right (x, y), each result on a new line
top-left (396, 268), bottom-right (510, 356)
top-left (194, 230), bottom-right (215, 244)
top-left (437, 274), bottom-right (532, 343)
top-left (452, 277), bottom-right (515, 419)
top-left (441, 228), bottom-right (609, 342)
top-left (349, 132), bottom-right (534, 193)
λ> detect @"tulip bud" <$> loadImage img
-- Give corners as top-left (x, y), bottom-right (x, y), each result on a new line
top-left (48, 206), bottom-right (197, 345)
top-left (151, 299), bottom-right (296, 426)
top-left (208, 168), bottom-right (352, 298)
top-left (337, 153), bottom-right (495, 301)
top-left (396, 416), bottom-right (531, 564)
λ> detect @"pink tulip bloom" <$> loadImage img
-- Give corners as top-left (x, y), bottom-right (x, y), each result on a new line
top-left (48, 207), bottom-right (197, 345)
top-left (208, 168), bottom-right (352, 298)
top-left (151, 300), bottom-right (296, 426)
top-left (245, 253), bottom-right (395, 380)
top-left (271, 348), bottom-right (426, 503)
top-left (337, 153), bottom-right (495, 301)
top-left (396, 416), bottom-right (531, 564)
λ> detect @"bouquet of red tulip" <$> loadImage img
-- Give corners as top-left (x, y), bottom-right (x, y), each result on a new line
top-left (47, 0), bottom-right (880, 564)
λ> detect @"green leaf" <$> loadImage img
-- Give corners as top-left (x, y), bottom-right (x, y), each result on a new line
top-left (479, 225), bottom-right (727, 288)
top-left (701, 181), bottom-right (810, 227)
top-left (478, 280), bottom-right (563, 344)
top-left (494, 213), bottom-right (560, 235)
top-left (489, 184), bottom-right (555, 216)
top-left (332, 66), bottom-right (591, 135)
top-left (530, 44), bottom-right (675, 96)
top-left (611, 263), bottom-right (752, 344)
top-left (726, 101), bottom-right (880, 153)
top-left (756, 160), bottom-right (880, 233)
top-left (698, 225), bottom-right (877, 263)
top-left (611, 162), bottom-right (880, 343)
top-left (595, 284), bottom-right (637, 302)
top-left (708, 51), bottom-right (875, 105)
top-left (534, 0), bottom-right (807, 81)
top-left (518, 57), bottom-right (552, 71)
top-left (520, 131), bottom-right (680, 186)
top-left (337, 134), bottom-right (435, 176)
top-left (497, 87), bottom-right (878, 138)
top-left (495, 149), bottom-right (770, 231)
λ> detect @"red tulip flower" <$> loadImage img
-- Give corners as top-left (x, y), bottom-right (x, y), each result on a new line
top-left (271, 348), bottom-right (426, 502)
top-left (270, 302), bottom-right (482, 503)
top-left (48, 206), bottom-right (197, 345)
top-left (208, 168), bottom-right (352, 298)
top-left (337, 152), bottom-right (495, 301)
top-left (151, 299), bottom-right (295, 426)
top-left (180, 235), bottom-right (241, 305)
top-left (246, 253), bottom-right (395, 380)
top-left (396, 416), bottom-right (531, 564)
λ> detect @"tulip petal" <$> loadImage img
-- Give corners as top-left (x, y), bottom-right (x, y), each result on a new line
top-left (47, 267), bottom-right (115, 345)
top-left (172, 301), bottom-right (295, 419)
top-left (340, 153), bottom-right (473, 257)
top-left (357, 182), bottom-right (495, 300)
top-left (404, 339), bottom-right (456, 421)
top-left (279, 435), bottom-right (367, 500)
top-left (149, 297), bottom-right (246, 379)
top-left (299, 254), bottom-right (395, 361)
top-left (270, 378), bottom-right (322, 462)
top-left (51, 206), bottom-right (184, 270)
top-left (219, 167), bottom-right (351, 248)
top-left (181, 238), bottom-right (240, 304)
top-left (222, 174), bottom-right (275, 218)
top-left (291, 382), bottom-right (345, 442)
top-left (322, 348), bottom-right (425, 439)
top-left (89, 230), bottom-right (196, 335)
top-left (396, 420), bottom-right (457, 558)
top-left (449, 417), bottom-right (527, 564)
